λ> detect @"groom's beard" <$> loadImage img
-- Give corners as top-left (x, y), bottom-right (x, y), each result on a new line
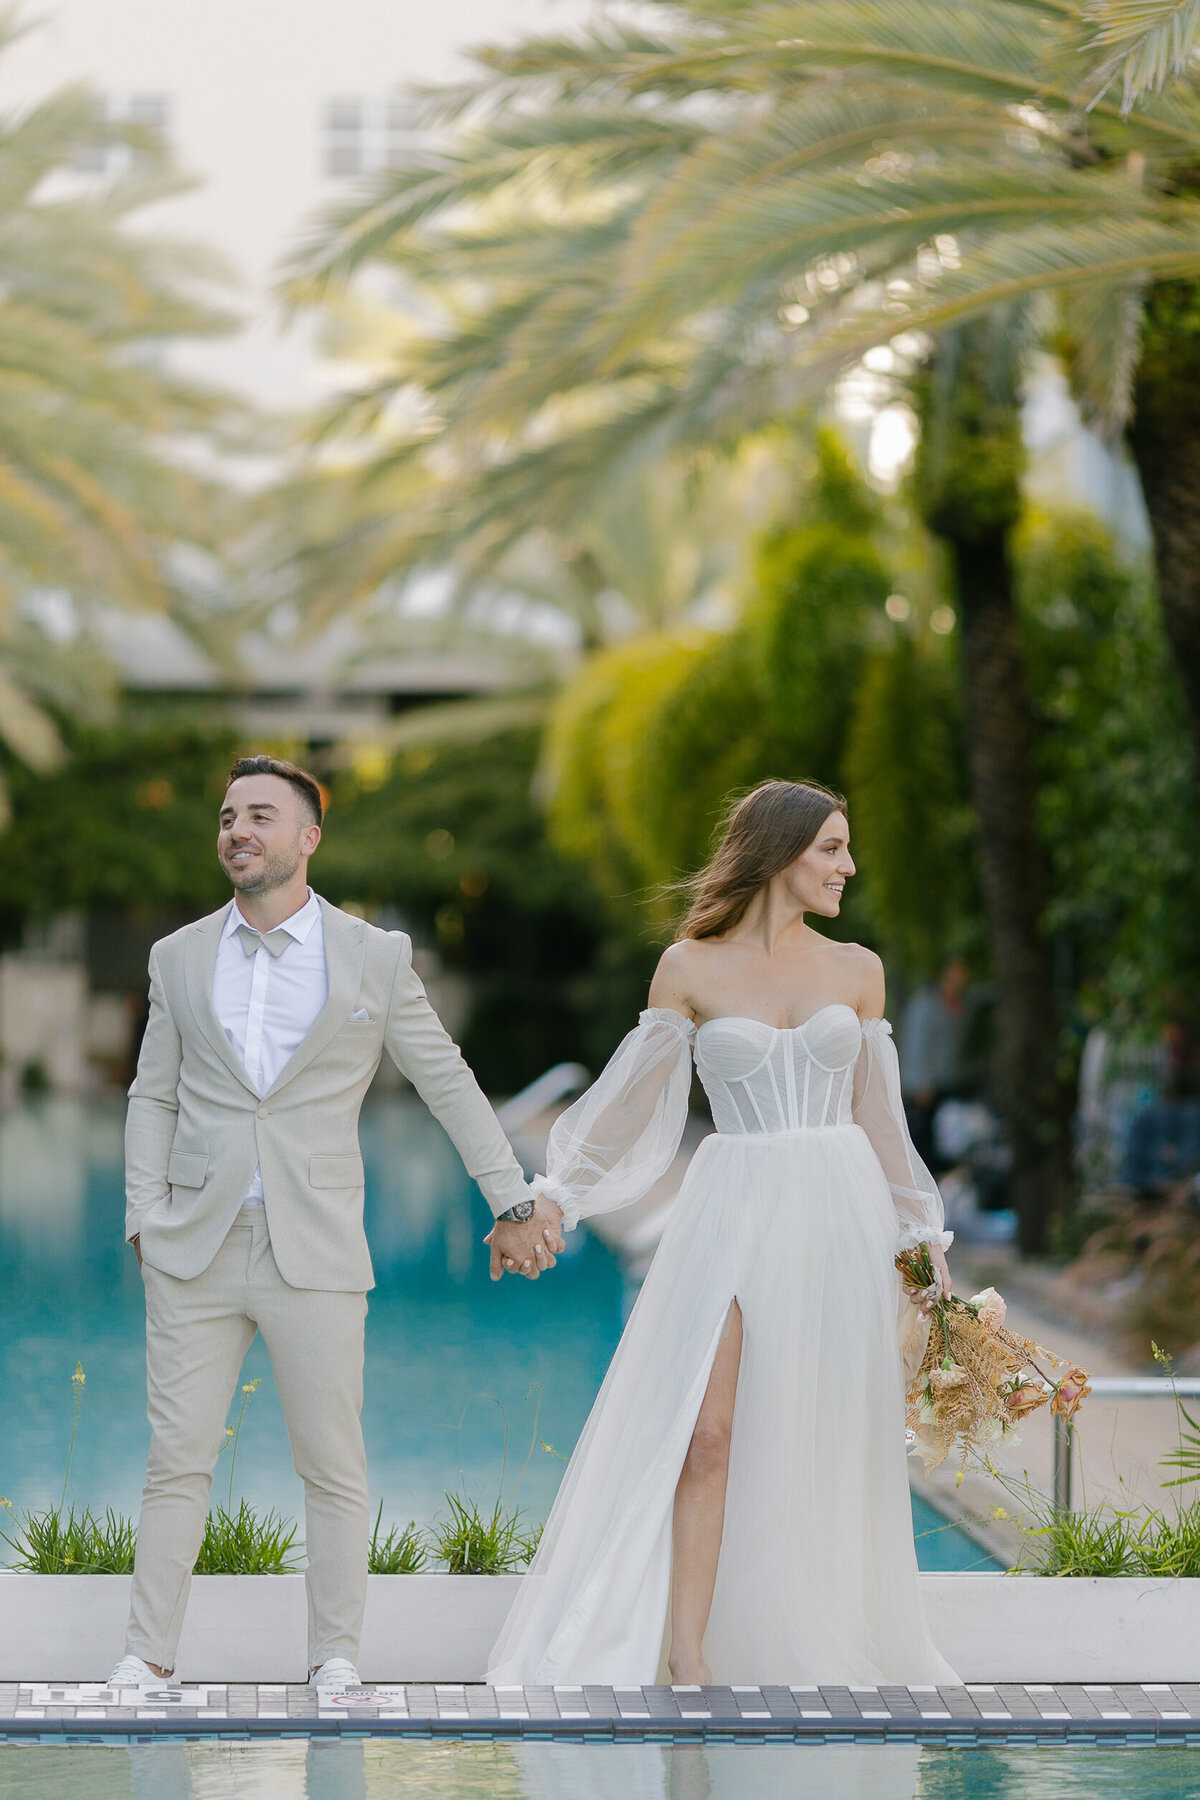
top-left (221, 842), bottom-right (302, 895)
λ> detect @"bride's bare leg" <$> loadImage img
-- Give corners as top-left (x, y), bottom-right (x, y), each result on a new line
top-left (669, 1300), bottom-right (743, 1685)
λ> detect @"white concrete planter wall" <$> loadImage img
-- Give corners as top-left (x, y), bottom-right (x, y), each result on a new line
top-left (2, 1571), bottom-right (1199, 1683)
top-left (924, 1573), bottom-right (1200, 1684)
top-left (0, 1573), bottom-right (522, 1683)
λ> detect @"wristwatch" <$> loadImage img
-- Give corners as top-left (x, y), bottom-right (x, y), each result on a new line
top-left (496, 1199), bottom-right (535, 1222)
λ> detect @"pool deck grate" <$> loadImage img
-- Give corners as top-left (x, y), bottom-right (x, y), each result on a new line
top-left (0, 1682), bottom-right (1199, 1745)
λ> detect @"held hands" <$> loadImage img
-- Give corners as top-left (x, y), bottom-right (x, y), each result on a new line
top-left (129, 1233), bottom-right (143, 1267)
top-left (485, 1198), bottom-right (566, 1282)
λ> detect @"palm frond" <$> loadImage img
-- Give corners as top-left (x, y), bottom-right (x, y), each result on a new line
top-left (1082, 0), bottom-right (1200, 108)
top-left (0, 27), bottom-right (240, 771)
top-left (781, 214), bottom-right (1200, 393)
top-left (285, 107), bottom-right (697, 299)
top-left (601, 157), bottom-right (1152, 361)
top-left (1058, 275), bottom-right (1147, 427)
top-left (359, 694), bottom-right (550, 755)
top-left (0, 662), bottom-right (65, 770)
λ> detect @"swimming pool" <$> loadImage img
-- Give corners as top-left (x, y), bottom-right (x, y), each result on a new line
top-left (0, 1096), bottom-right (994, 1566)
top-left (0, 1741), bottom-right (1195, 1799)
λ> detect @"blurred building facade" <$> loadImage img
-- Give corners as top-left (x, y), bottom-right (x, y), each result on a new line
top-left (0, 0), bottom-right (588, 412)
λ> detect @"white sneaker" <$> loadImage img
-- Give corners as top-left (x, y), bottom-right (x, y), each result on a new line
top-left (108, 1654), bottom-right (173, 1691)
top-left (310, 1657), bottom-right (362, 1694)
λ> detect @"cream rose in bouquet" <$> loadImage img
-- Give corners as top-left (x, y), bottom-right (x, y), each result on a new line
top-left (895, 1244), bottom-right (1091, 1470)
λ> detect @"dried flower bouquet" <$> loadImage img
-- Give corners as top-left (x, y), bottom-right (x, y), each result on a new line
top-left (896, 1243), bottom-right (1091, 1470)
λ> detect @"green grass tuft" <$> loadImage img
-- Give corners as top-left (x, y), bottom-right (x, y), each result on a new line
top-left (432, 1493), bottom-right (541, 1574)
top-left (1018, 1500), bottom-right (1145, 1576)
top-left (1, 1505), bottom-right (136, 1573)
top-left (368, 1504), bottom-right (428, 1574)
top-left (192, 1502), bottom-right (301, 1575)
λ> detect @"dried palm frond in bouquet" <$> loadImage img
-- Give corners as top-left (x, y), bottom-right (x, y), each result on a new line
top-left (896, 1243), bottom-right (1091, 1471)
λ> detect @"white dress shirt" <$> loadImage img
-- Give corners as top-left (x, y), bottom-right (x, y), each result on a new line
top-left (212, 889), bottom-right (328, 1202)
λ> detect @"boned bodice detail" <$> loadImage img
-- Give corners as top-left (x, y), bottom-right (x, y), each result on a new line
top-left (695, 1004), bottom-right (862, 1136)
top-left (533, 1002), bottom-right (947, 1251)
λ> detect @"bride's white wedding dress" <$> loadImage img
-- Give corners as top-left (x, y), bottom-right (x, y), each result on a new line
top-left (487, 1003), bottom-right (958, 1688)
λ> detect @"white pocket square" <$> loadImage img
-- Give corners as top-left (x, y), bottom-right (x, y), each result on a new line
top-left (349, 1008), bottom-right (371, 1022)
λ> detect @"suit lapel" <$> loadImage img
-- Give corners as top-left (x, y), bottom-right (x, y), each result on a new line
top-left (264, 899), bottom-right (366, 1098)
top-left (184, 906), bottom-right (260, 1096)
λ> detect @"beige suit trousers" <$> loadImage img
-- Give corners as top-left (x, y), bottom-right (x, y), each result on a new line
top-left (127, 1207), bottom-right (369, 1673)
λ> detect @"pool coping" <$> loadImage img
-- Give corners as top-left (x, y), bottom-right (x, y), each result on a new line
top-left (4, 1682), bottom-right (1200, 1747)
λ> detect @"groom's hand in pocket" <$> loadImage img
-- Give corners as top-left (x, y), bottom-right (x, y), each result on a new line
top-left (485, 1200), bottom-right (566, 1282)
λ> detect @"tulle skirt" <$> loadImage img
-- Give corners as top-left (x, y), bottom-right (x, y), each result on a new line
top-left (487, 1123), bottom-right (957, 1688)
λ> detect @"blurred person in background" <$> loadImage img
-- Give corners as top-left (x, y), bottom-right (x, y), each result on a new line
top-left (899, 958), bottom-right (970, 1174)
top-left (1118, 1000), bottom-right (1200, 1199)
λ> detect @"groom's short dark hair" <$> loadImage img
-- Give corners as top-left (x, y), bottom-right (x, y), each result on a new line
top-left (227, 754), bottom-right (324, 826)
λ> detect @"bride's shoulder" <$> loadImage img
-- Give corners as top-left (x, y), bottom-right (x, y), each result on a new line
top-left (832, 939), bottom-right (883, 970)
top-left (647, 938), bottom-right (710, 1016)
top-left (656, 937), bottom-right (711, 972)
top-left (832, 941), bottom-right (886, 1013)
top-left (654, 936), bottom-right (728, 980)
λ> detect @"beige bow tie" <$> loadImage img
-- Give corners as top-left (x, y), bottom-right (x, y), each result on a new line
top-left (235, 923), bottom-right (292, 958)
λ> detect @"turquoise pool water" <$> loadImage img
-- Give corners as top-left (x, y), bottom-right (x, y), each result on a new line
top-left (0, 1097), bottom-right (993, 1564)
top-left (0, 1742), bottom-right (1195, 1799)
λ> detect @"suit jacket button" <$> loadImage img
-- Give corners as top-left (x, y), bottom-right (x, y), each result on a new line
top-left (257, 1106), bottom-right (268, 1119)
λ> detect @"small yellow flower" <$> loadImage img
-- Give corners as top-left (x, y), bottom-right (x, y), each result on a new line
top-left (72, 1364), bottom-right (85, 1388)
top-left (242, 1381), bottom-right (260, 1395)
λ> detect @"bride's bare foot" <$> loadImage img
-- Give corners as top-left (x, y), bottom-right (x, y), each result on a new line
top-left (668, 1651), bottom-right (712, 1686)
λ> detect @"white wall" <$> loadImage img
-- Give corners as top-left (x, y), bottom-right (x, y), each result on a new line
top-left (0, 0), bottom-right (590, 410)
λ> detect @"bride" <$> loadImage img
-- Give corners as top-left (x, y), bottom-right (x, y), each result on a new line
top-left (487, 779), bottom-right (957, 1688)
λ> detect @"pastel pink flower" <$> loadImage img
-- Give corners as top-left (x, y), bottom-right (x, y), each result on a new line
top-left (1050, 1367), bottom-right (1092, 1420)
top-left (970, 1287), bottom-right (1008, 1331)
top-left (1004, 1379), bottom-right (1046, 1420)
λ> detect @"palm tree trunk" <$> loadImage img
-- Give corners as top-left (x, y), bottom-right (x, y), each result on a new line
top-left (950, 537), bottom-right (1075, 1249)
top-left (1129, 282), bottom-right (1200, 772)
top-left (916, 320), bottom-right (1074, 1251)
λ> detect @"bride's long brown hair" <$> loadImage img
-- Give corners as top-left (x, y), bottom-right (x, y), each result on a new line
top-left (674, 779), bottom-right (847, 941)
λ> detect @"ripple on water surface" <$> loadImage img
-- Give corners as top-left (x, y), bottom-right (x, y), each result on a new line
top-left (0, 1743), bottom-right (1199, 1800)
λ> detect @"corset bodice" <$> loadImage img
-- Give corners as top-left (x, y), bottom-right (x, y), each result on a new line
top-left (694, 1004), bottom-right (862, 1135)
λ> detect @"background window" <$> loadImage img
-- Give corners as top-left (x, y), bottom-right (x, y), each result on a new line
top-left (71, 93), bottom-right (170, 176)
top-left (322, 94), bottom-right (419, 180)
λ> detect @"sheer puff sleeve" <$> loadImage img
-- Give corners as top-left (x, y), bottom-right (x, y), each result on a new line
top-left (852, 1018), bottom-right (953, 1253)
top-left (530, 1008), bottom-right (696, 1230)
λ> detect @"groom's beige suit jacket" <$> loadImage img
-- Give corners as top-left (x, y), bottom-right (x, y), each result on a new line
top-left (124, 897), bottom-right (530, 1291)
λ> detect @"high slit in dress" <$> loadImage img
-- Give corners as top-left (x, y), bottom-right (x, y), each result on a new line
top-left (486, 1003), bottom-right (958, 1688)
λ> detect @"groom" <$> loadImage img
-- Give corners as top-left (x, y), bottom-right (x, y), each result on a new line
top-left (110, 754), bottom-right (564, 1692)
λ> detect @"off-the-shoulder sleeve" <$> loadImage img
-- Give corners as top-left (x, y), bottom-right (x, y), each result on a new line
top-left (531, 1008), bottom-right (695, 1230)
top-left (852, 1019), bottom-right (953, 1252)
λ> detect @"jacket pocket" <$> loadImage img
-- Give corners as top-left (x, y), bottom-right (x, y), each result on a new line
top-left (167, 1151), bottom-right (209, 1188)
top-left (309, 1154), bottom-right (365, 1189)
